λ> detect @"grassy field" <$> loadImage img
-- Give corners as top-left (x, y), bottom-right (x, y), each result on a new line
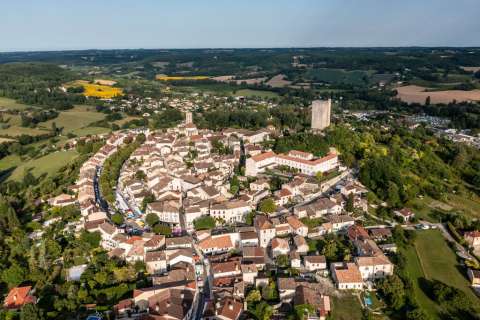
top-left (114, 115), bottom-right (142, 126)
top-left (330, 294), bottom-right (363, 320)
top-left (0, 125), bottom-right (48, 137)
top-left (37, 105), bottom-right (105, 133)
top-left (7, 150), bottom-right (78, 181)
top-left (71, 126), bottom-right (110, 137)
top-left (0, 155), bottom-right (21, 171)
top-left (234, 89), bottom-right (279, 98)
top-left (403, 241), bottom-right (440, 318)
top-left (403, 230), bottom-right (480, 318)
top-left (444, 193), bottom-right (480, 218)
top-left (0, 97), bottom-right (33, 110)
top-left (409, 193), bottom-right (480, 221)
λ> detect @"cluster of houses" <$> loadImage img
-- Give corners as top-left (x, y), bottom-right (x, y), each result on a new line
top-left (105, 91), bottom-right (278, 119)
top-left (30, 112), bottom-right (402, 319)
top-left (116, 119), bottom-right (276, 234)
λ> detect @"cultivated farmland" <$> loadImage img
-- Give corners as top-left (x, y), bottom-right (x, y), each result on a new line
top-left (396, 85), bottom-right (480, 104)
top-left (70, 80), bottom-right (123, 99)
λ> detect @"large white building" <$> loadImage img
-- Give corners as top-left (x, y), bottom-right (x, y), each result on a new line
top-left (245, 149), bottom-right (339, 177)
top-left (210, 200), bottom-right (251, 224)
top-left (311, 99), bottom-right (331, 131)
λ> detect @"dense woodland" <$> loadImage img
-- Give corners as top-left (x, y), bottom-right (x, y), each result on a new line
top-left (0, 63), bottom-right (85, 110)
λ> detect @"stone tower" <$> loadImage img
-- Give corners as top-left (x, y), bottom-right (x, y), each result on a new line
top-left (185, 111), bottom-right (193, 124)
top-left (311, 99), bottom-right (331, 131)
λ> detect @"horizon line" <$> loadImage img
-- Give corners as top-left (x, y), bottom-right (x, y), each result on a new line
top-left (1, 45), bottom-right (480, 54)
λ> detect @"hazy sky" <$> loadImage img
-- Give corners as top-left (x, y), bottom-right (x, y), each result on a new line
top-left (1, 0), bottom-right (479, 51)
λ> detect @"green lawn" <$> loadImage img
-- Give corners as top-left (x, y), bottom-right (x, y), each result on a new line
top-left (403, 230), bottom-right (480, 318)
top-left (330, 294), bottom-right (363, 320)
top-left (233, 89), bottom-right (279, 98)
top-left (7, 150), bottom-right (78, 181)
top-left (403, 243), bottom-right (440, 318)
top-left (71, 126), bottom-right (110, 137)
top-left (0, 125), bottom-right (48, 137)
top-left (37, 105), bottom-right (105, 133)
top-left (0, 97), bottom-right (33, 110)
top-left (0, 155), bottom-right (22, 171)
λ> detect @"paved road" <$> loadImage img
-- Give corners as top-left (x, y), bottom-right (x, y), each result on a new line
top-left (192, 243), bottom-right (212, 320)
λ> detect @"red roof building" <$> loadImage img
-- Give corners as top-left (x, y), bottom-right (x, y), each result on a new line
top-left (4, 286), bottom-right (36, 309)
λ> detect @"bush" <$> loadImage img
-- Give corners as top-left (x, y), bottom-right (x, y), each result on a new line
top-left (193, 216), bottom-right (216, 230)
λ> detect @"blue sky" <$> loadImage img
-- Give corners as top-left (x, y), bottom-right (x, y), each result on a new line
top-left (1, 0), bottom-right (479, 51)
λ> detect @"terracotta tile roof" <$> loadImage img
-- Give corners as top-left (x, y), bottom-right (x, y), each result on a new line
top-left (254, 215), bottom-right (273, 230)
top-left (216, 297), bottom-right (243, 320)
top-left (4, 286), bottom-right (35, 309)
top-left (242, 246), bottom-right (265, 258)
top-left (271, 238), bottom-right (289, 251)
top-left (304, 255), bottom-right (326, 264)
top-left (145, 251), bottom-right (166, 262)
top-left (397, 208), bottom-right (414, 217)
top-left (333, 263), bottom-right (363, 284)
top-left (250, 151), bottom-right (276, 162)
top-left (278, 188), bottom-right (292, 197)
top-left (212, 260), bottom-right (241, 274)
top-left (287, 215), bottom-right (306, 230)
top-left (198, 235), bottom-right (233, 251)
top-left (347, 225), bottom-right (370, 241)
top-left (277, 277), bottom-right (296, 290)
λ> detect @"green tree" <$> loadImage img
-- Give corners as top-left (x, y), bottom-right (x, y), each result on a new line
top-left (111, 213), bottom-right (124, 225)
top-left (229, 175), bottom-right (240, 194)
top-left (406, 308), bottom-right (430, 320)
top-left (145, 213), bottom-right (159, 227)
top-left (261, 281), bottom-right (279, 301)
top-left (193, 216), bottom-right (216, 230)
top-left (378, 274), bottom-right (406, 310)
top-left (246, 289), bottom-right (262, 303)
top-left (245, 211), bottom-right (256, 226)
top-left (2, 264), bottom-right (26, 288)
top-left (142, 193), bottom-right (155, 211)
top-left (346, 193), bottom-right (354, 212)
top-left (80, 231), bottom-right (101, 248)
top-left (276, 254), bottom-right (289, 268)
top-left (20, 304), bottom-right (44, 320)
top-left (152, 224), bottom-right (172, 236)
top-left (259, 198), bottom-right (277, 214)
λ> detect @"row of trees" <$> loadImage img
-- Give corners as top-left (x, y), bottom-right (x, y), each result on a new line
top-left (99, 135), bottom-right (145, 204)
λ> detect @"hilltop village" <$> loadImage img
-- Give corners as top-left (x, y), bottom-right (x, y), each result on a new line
top-left (26, 99), bottom-right (407, 320)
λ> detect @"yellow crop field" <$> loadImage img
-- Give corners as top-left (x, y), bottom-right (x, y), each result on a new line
top-left (70, 80), bottom-right (123, 99)
top-left (156, 75), bottom-right (210, 81)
